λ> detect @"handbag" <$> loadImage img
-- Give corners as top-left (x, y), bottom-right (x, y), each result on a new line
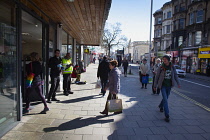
top-left (26, 63), bottom-right (35, 88)
top-left (108, 95), bottom-right (123, 112)
top-left (142, 75), bottom-right (149, 84)
top-left (95, 79), bottom-right (101, 88)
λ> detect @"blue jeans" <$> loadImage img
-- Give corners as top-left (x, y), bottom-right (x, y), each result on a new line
top-left (159, 86), bottom-right (171, 117)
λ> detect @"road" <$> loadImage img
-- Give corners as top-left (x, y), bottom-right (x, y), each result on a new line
top-left (129, 64), bottom-right (210, 109)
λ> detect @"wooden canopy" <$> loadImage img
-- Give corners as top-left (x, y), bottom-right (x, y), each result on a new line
top-left (31, 0), bottom-right (112, 45)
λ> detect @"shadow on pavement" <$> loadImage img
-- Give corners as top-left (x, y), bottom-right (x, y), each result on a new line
top-left (43, 116), bottom-right (114, 132)
top-left (59, 95), bottom-right (101, 104)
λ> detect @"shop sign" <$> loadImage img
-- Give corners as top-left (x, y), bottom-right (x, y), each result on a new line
top-left (198, 47), bottom-right (210, 58)
top-left (200, 51), bottom-right (210, 54)
top-left (157, 51), bottom-right (166, 57)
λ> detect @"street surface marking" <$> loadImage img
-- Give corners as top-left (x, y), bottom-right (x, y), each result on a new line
top-left (172, 89), bottom-right (210, 112)
top-left (180, 79), bottom-right (210, 88)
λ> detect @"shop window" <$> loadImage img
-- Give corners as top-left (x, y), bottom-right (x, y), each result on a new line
top-left (61, 30), bottom-right (68, 57)
top-left (195, 31), bottom-right (202, 45)
top-left (178, 36), bottom-right (183, 47)
top-left (189, 12), bottom-right (194, 25)
top-left (196, 10), bottom-right (203, 23)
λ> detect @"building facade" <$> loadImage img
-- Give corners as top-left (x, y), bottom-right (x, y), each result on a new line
top-left (132, 41), bottom-right (150, 63)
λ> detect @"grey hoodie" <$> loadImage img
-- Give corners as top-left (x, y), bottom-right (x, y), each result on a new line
top-left (154, 63), bottom-right (180, 89)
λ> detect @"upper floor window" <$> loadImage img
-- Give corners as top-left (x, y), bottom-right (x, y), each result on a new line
top-left (175, 5), bottom-right (179, 13)
top-left (158, 18), bottom-right (162, 24)
top-left (167, 11), bottom-right (172, 19)
top-left (179, 18), bottom-right (185, 29)
top-left (188, 33), bottom-right (192, 46)
top-left (164, 13), bottom-right (166, 19)
top-left (189, 12), bottom-right (194, 25)
top-left (195, 31), bottom-right (202, 45)
top-left (166, 25), bottom-right (171, 34)
top-left (196, 10), bottom-right (203, 23)
top-left (178, 36), bottom-right (183, 46)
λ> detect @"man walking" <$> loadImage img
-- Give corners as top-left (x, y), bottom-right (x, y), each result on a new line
top-left (97, 56), bottom-right (110, 96)
top-left (153, 55), bottom-right (180, 122)
top-left (47, 49), bottom-right (62, 103)
top-left (152, 58), bottom-right (161, 94)
top-left (122, 59), bottom-right (129, 77)
top-left (62, 53), bottom-right (74, 96)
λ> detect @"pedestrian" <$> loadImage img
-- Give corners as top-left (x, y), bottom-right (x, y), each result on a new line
top-left (152, 58), bottom-right (161, 94)
top-left (139, 59), bottom-right (149, 89)
top-left (153, 55), bottom-right (180, 122)
top-left (24, 52), bottom-right (49, 113)
top-left (122, 59), bottom-right (129, 77)
top-left (62, 53), bottom-right (74, 96)
top-left (47, 49), bottom-right (62, 103)
top-left (100, 60), bottom-right (121, 115)
top-left (93, 57), bottom-right (96, 64)
top-left (97, 56), bottom-right (110, 96)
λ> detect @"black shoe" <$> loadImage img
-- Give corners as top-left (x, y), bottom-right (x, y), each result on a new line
top-left (159, 106), bottom-right (163, 112)
top-left (165, 116), bottom-right (170, 122)
top-left (47, 100), bottom-right (52, 103)
top-left (100, 111), bottom-right (108, 116)
top-left (68, 91), bottom-right (73, 94)
top-left (51, 98), bottom-right (60, 101)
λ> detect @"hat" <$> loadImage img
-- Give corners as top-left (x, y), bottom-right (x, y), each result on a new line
top-left (163, 55), bottom-right (170, 61)
top-left (156, 58), bottom-right (161, 61)
top-left (143, 58), bottom-right (147, 61)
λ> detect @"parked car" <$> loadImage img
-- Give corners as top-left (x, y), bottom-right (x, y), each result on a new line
top-left (174, 65), bottom-right (186, 77)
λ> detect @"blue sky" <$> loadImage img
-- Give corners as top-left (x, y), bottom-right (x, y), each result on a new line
top-left (106, 0), bottom-right (169, 41)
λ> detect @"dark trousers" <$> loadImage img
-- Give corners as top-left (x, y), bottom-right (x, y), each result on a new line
top-left (26, 81), bottom-right (47, 109)
top-left (63, 74), bottom-right (71, 92)
top-left (152, 75), bottom-right (160, 94)
top-left (124, 67), bottom-right (128, 75)
top-left (48, 75), bottom-right (60, 100)
top-left (103, 92), bottom-right (118, 113)
top-left (140, 74), bottom-right (148, 88)
top-left (100, 79), bottom-right (108, 95)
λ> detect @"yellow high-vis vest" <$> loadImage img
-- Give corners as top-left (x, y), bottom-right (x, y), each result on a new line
top-left (62, 58), bottom-right (73, 74)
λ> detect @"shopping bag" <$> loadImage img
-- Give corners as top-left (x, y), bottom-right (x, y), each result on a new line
top-left (95, 79), bottom-right (101, 88)
top-left (108, 99), bottom-right (123, 112)
top-left (142, 76), bottom-right (148, 84)
top-left (148, 76), bottom-right (153, 84)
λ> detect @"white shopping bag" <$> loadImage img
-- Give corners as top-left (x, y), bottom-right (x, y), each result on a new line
top-left (108, 99), bottom-right (123, 112)
top-left (95, 79), bottom-right (101, 88)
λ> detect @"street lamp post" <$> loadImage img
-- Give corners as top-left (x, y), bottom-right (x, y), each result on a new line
top-left (148, 0), bottom-right (153, 70)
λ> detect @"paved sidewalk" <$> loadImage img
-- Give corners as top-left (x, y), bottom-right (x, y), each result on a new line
top-left (1, 63), bottom-right (210, 140)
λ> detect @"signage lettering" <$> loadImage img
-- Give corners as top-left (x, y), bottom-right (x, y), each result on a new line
top-left (200, 51), bottom-right (210, 54)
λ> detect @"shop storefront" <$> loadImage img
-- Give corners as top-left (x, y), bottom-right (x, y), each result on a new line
top-left (166, 51), bottom-right (179, 65)
top-left (198, 47), bottom-right (210, 75)
top-left (180, 49), bottom-right (198, 73)
top-left (0, 0), bottom-right (74, 137)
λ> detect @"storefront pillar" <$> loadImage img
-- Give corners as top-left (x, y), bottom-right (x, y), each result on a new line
top-left (57, 24), bottom-right (62, 51)
top-left (72, 39), bottom-right (77, 65)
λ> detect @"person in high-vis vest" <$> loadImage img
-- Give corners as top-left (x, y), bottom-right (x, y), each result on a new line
top-left (62, 53), bottom-right (74, 96)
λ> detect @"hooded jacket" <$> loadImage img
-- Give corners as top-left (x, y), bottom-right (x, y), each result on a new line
top-left (107, 67), bottom-right (121, 94)
top-left (154, 62), bottom-right (180, 89)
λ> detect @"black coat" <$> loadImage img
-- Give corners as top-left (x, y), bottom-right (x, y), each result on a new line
top-left (97, 60), bottom-right (110, 80)
top-left (49, 56), bottom-right (62, 76)
top-left (122, 61), bottom-right (129, 68)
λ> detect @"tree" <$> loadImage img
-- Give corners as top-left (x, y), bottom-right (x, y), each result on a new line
top-left (102, 23), bottom-right (128, 57)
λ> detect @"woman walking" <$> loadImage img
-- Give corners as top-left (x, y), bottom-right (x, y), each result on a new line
top-left (24, 52), bottom-right (49, 113)
top-left (153, 55), bottom-right (180, 122)
top-left (100, 60), bottom-right (121, 115)
top-left (139, 59), bottom-right (149, 89)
